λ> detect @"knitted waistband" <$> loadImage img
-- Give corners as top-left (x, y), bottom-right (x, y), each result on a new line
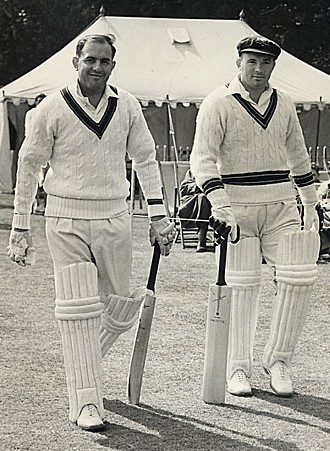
top-left (45, 195), bottom-right (128, 219)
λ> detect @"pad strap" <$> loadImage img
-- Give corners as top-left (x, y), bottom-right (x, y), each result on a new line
top-left (276, 264), bottom-right (318, 285)
top-left (226, 269), bottom-right (262, 288)
top-left (55, 296), bottom-right (104, 320)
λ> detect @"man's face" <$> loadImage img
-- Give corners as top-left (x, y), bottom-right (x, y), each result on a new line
top-left (73, 41), bottom-right (115, 94)
top-left (237, 52), bottom-right (275, 92)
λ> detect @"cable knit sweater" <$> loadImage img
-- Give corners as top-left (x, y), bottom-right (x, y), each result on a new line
top-left (13, 83), bottom-right (165, 229)
top-left (190, 76), bottom-right (317, 208)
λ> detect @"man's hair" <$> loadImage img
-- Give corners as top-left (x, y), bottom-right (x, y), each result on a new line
top-left (75, 34), bottom-right (116, 59)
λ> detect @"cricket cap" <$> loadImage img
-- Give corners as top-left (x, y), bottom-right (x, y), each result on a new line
top-left (237, 36), bottom-right (281, 60)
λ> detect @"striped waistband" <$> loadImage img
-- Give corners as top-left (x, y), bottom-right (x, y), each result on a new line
top-left (221, 170), bottom-right (290, 186)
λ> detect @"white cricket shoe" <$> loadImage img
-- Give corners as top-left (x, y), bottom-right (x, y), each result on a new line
top-left (227, 370), bottom-right (252, 396)
top-left (268, 361), bottom-right (293, 397)
top-left (77, 404), bottom-right (105, 431)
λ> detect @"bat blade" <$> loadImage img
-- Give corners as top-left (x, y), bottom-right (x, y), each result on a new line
top-left (128, 243), bottom-right (161, 405)
top-left (127, 291), bottom-right (156, 405)
top-left (202, 282), bottom-right (231, 404)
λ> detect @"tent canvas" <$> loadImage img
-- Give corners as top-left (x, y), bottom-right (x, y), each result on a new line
top-left (1, 14), bottom-right (330, 192)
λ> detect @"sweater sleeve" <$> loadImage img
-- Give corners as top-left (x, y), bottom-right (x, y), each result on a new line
top-left (126, 95), bottom-right (166, 218)
top-left (284, 98), bottom-right (317, 205)
top-left (190, 92), bottom-right (232, 209)
top-left (12, 105), bottom-right (54, 229)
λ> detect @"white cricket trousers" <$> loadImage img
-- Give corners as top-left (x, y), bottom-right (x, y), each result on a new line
top-left (45, 214), bottom-right (132, 299)
top-left (225, 200), bottom-right (302, 378)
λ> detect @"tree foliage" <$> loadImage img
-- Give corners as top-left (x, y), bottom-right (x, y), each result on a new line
top-left (0, 0), bottom-right (329, 88)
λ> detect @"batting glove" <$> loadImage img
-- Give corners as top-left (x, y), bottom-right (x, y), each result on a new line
top-left (303, 204), bottom-right (320, 231)
top-left (210, 206), bottom-right (238, 244)
top-left (8, 229), bottom-right (36, 267)
top-left (149, 217), bottom-right (176, 256)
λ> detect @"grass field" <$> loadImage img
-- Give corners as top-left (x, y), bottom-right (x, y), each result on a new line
top-left (1, 193), bottom-right (329, 451)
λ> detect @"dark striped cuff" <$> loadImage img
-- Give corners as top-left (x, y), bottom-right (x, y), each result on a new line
top-left (147, 198), bottom-right (164, 205)
top-left (292, 172), bottom-right (314, 188)
top-left (202, 178), bottom-right (224, 195)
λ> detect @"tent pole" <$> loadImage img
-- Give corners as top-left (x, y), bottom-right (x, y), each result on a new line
top-left (166, 96), bottom-right (180, 219)
top-left (314, 97), bottom-right (323, 160)
top-left (0, 97), bottom-right (13, 193)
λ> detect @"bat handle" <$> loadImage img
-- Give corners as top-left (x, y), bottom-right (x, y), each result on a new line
top-left (216, 225), bottom-right (240, 286)
top-left (217, 238), bottom-right (228, 286)
top-left (147, 242), bottom-right (161, 291)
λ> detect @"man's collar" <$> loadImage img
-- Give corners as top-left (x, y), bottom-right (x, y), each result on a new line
top-left (225, 75), bottom-right (273, 105)
top-left (66, 82), bottom-right (119, 111)
top-left (75, 82), bottom-right (119, 101)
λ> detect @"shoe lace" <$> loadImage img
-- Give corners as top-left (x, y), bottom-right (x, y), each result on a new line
top-left (236, 370), bottom-right (247, 382)
top-left (277, 361), bottom-right (288, 379)
top-left (86, 404), bottom-right (96, 416)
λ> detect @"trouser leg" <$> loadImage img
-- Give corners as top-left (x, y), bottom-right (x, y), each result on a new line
top-left (226, 237), bottom-right (263, 378)
top-left (197, 223), bottom-right (208, 246)
top-left (263, 230), bottom-right (319, 370)
top-left (54, 262), bottom-right (105, 423)
top-left (197, 195), bottom-right (211, 247)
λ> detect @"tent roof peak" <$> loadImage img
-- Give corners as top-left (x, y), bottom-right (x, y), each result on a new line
top-left (239, 9), bottom-right (246, 21)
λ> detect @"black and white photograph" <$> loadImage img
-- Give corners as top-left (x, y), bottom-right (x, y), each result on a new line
top-left (0, 1), bottom-right (329, 450)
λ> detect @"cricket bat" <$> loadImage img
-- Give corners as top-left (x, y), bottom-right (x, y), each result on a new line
top-left (127, 241), bottom-right (161, 405)
top-left (202, 236), bottom-right (231, 404)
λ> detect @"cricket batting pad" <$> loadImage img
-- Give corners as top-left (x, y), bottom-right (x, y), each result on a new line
top-left (100, 287), bottom-right (146, 358)
top-left (226, 237), bottom-right (262, 378)
top-left (54, 262), bottom-right (104, 423)
top-left (263, 230), bottom-right (320, 370)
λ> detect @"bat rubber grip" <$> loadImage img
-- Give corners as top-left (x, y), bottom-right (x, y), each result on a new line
top-left (147, 242), bottom-right (161, 291)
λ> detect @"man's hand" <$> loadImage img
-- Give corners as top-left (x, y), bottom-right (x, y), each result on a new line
top-left (303, 204), bottom-right (320, 231)
top-left (149, 217), bottom-right (176, 256)
top-left (8, 229), bottom-right (36, 267)
top-left (210, 206), bottom-right (238, 244)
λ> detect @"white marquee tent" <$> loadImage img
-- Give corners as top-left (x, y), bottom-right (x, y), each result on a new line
top-left (1, 13), bottom-right (330, 192)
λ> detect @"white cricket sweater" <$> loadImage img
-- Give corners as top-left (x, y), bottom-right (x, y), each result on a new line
top-left (13, 83), bottom-right (165, 229)
top-left (24, 108), bottom-right (35, 134)
top-left (190, 76), bottom-right (317, 208)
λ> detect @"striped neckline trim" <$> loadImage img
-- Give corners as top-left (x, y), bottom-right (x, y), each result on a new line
top-left (60, 86), bottom-right (118, 139)
top-left (232, 89), bottom-right (277, 130)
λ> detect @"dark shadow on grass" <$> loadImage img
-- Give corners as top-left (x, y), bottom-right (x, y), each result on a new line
top-left (252, 389), bottom-right (330, 425)
top-left (97, 399), bottom-right (301, 451)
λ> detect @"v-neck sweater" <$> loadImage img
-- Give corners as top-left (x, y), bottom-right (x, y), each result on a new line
top-left (13, 84), bottom-right (165, 229)
top-left (190, 76), bottom-right (317, 207)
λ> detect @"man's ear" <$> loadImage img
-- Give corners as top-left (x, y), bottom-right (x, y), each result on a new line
top-left (236, 57), bottom-right (242, 69)
top-left (72, 56), bottom-right (78, 70)
top-left (236, 56), bottom-right (242, 69)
